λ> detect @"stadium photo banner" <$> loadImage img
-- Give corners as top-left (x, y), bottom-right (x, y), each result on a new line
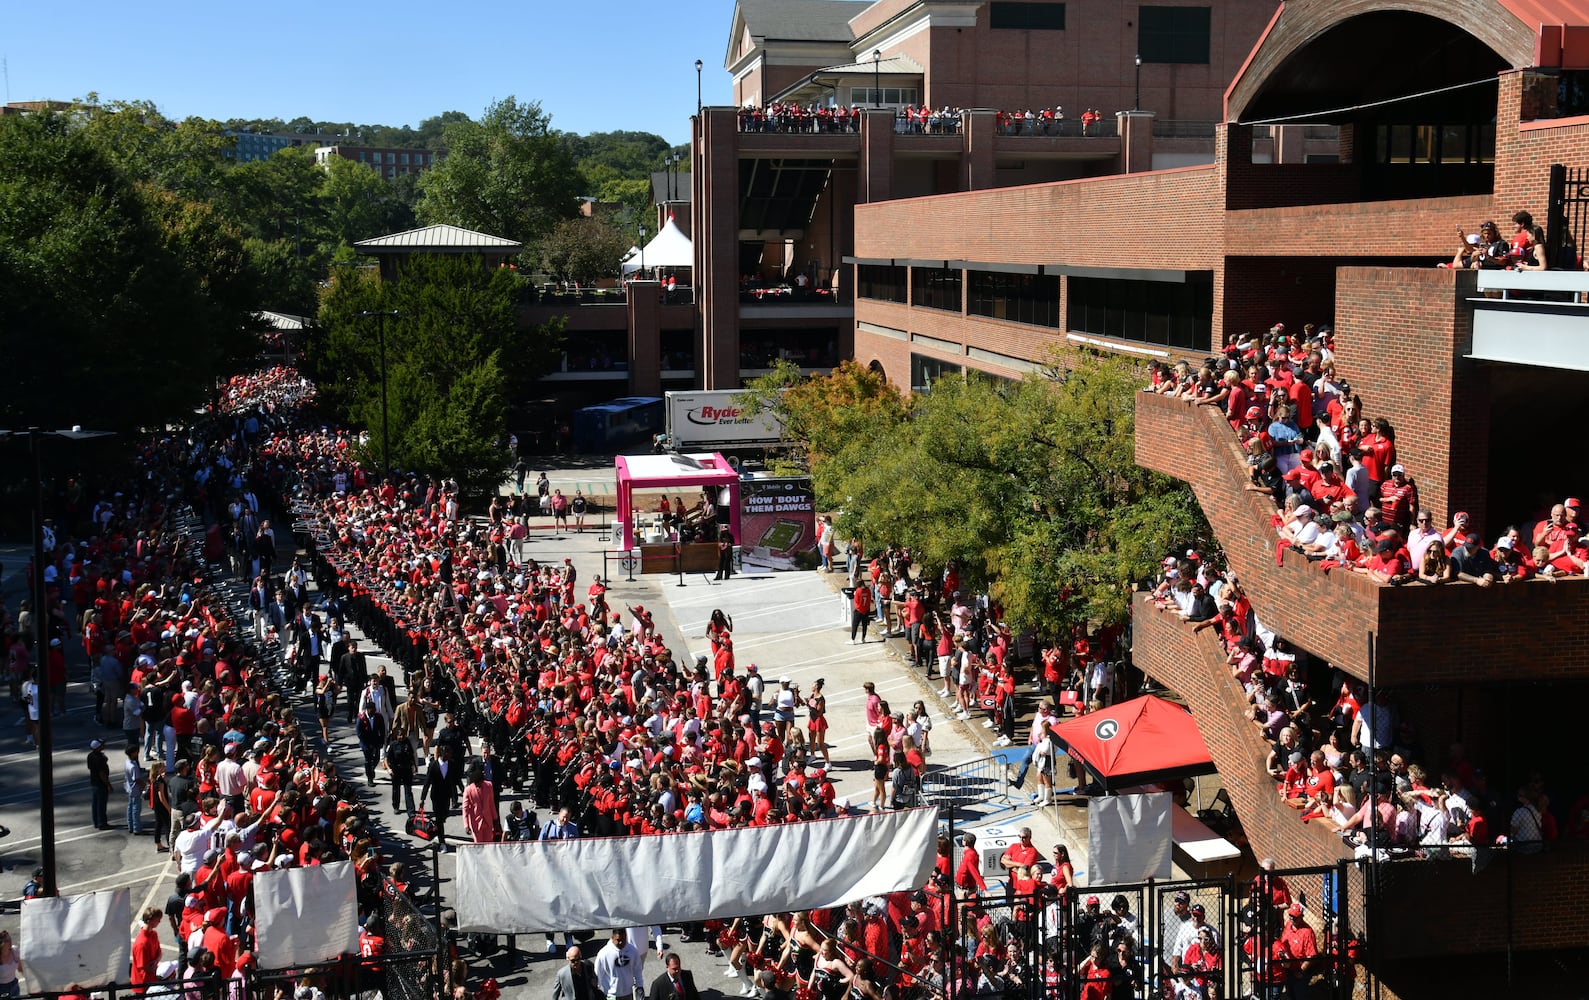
top-left (254, 859), bottom-right (361, 969)
top-left (21, 888), bottom-right (131, 992)
top-left (739, 477), bottom-right (817, 570)
top-left (456, 806), bottom-right (939, 934)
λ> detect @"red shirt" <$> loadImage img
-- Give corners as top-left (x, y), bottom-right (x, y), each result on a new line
top-left (956, 845), bottom-right (987, 891)
top-left (131, 926), bottom-right (162, 986)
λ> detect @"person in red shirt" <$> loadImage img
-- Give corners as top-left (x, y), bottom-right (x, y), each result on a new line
top-left (199, 907), bottom-right (237, 977)
top-left (1376, 465), bottom-right (1418, 532)
top-left (1279, 903), bottom-right (1320, 993)
top-left (997, 828), bottom-right (1039, 901)
top-left (131, 906), bottom-right (164, 990)
top-left (955, 832), bottom-right (987, 897)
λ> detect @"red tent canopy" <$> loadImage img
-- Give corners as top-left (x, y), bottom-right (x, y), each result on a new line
top-left (1049, 695), bottom-right (1216, 792)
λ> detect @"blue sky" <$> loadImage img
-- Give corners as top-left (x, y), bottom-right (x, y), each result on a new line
top-left (2, 0), bottom-right (740, 145)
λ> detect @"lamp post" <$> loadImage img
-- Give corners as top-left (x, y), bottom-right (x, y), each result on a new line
top-left (1134, 53), bottom-right (1142, 112)
top-left (665, 153), bottom-right (676, 202)
top-left (354, 310), bottom-right (401, 481)
top-left (873, 49), bottom-right (883, 108)
top-left (696, 59), bottom-right (704, 116)
top-left (639, 226), bottom-right (647, 279)
top-left (2, 425), bottom-right (114, 898)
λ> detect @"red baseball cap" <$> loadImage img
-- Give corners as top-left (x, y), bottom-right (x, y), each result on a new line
top-left (1288, 903), bottom-right (1304, 917)
top-left (1566, 498), bottom-right (1582, 509)
top-left (1245, 406), bottom-right (1263, 420)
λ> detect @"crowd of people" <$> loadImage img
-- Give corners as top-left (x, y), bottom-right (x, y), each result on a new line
top-left (1147, 321), bottom-right (1581, 859)
top-left (736, 103), bottom-right (967, 136)
top-left (1147, 323), bottom-right (1588, 584)
top-left (995, 108), bottom-right (1106, 136)
top-left (6, 367), bottom-right (436, 999)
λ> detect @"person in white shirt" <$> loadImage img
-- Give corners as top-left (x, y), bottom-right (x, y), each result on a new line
top-left (172, 811), bottom-right (226, 874)
top-left (1406, 509), bottom-right (1444, 568)
top-left (594, 929), bottom-right (644, 999)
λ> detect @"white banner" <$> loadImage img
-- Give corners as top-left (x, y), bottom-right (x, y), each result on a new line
top-left (21, 888), bottom-right (131, 992)
top-left (254, 860), bottom-right (360, 969)
top-left (457, 807), bottom-right (939, 933)
top-left (1089, 793), bottom-right (1172, 884)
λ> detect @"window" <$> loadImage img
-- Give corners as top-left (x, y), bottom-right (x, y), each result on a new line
top-left (967, 271), bottom-right (1060, 327)
top-left (911, 353), bottom-right (963, 392)
top-left (911, 266), bottom-right (962, 312)
top-left (1373, 122), bottom-right (1496, 165)
top-left (399, 153), bottom-right (410, 165)
top-left (857, 264), bottom-right (908, 303)
top-left (990, 2), bottom-right (1066, 29)
top-left (1066, 273), bottom-right (1211, 350)
top-left (1138, 6), bottom-right (1210, 64)
top-left (848, 87), bottom-right (918, 106)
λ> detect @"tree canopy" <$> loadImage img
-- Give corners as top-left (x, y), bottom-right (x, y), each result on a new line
top-left (742, 356), bottom-right (1209, 634)
top-left (0, 110), bottom-right (261, 434)
top-left (308, 255), bottom-right (564, 495)
top-left (416, 97), bottom-right (585, 248)
top-left (539, 217), bottom-right (632, 284)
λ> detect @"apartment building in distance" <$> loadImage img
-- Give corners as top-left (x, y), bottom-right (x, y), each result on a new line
top-left (314, 144), bottom-right (438, 178)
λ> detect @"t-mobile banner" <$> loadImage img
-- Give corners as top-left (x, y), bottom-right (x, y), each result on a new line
top-left (739, 477), bottom-right (817, 570)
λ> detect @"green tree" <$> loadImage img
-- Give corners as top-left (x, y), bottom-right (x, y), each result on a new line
top-left (321, 155), bottom-right (413, 248)
top-left (0, 111), bottom-right (260, 433)
top-left (539, 217), bottom-right (631, 284)
top-left (309, 254), bottom-right (564, 495)
top-left (748, 357), bottom-right (1208, 634)
top-left (416, 97), bottom-right (584, 247)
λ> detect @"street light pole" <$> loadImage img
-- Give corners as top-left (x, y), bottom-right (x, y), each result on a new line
top-left (6, 425), bottom-right (113, 898)
top-left (28, 431), bottom-right (53, 897)
top-left (873, 49), bottom-right (883, 108)
top-left (696, 59), bottom-right (704, 116)
top-left (1134, 53), bottom-right (1142, 112)
top-left (639, 226), bottom-right (647, 278)
top-left (354, 310), bottom-right (400, 481)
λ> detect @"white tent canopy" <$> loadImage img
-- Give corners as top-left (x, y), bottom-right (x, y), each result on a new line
top-left (634, 216), bottom-right (694, 271)
top-left (620, 245), bottom-right (642, 275)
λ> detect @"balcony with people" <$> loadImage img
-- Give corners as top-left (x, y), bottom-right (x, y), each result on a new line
top-left (1134, 306), bottom-right (1589, 685)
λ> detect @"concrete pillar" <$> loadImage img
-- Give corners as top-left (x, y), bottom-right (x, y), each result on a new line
top-left (963, 109), bottom-right (997, 191)
top-left (861, 109), bottom-right (895, 204)
top-left (697, 107), bottom-right (741, 390)
top-left (627, 280), bottom-right (662, 397)
top-left (1117, 110), bottom-right (1156, 174)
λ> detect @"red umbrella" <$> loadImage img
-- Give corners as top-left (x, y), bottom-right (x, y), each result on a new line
top-left (1048, 695), bottom-right (1216, 792)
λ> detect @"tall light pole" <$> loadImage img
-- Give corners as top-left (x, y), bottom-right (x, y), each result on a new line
top-left (695, 59), bottom-right (704, 116)
top-left (665, 153), bottom-right (676, 202)
top-left (873, 49), bottom-right (883, 108)
top-left (354, 310), bottom-right (401, 481)
top-left (1134, 53), bottom-right (1142, 112)
top-left (639, 225), bottom-right (647, 279)
top-left (3, 425), bottom-right (113, 898)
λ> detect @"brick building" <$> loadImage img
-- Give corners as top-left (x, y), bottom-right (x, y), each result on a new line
top-left (844, 0), bottom-right (1589, 989)
top-left (525, 0), bottom-right (1282, 410)
top-left (314, 143), bottom-right (437, 178)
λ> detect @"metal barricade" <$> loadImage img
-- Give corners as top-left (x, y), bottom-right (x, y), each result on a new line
top-left (923, 755), bottom-right (1012, 807)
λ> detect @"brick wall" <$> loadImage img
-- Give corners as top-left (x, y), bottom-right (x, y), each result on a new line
top-left (1133, 598), bottom-right (1353, 869)
top-left (1331, 265), bottom-right (1481, 527)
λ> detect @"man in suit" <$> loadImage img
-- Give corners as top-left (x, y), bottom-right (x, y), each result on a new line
top-left (649, 953), bottom-right (699, 1000)
top-left (337, 638), bottom-right (370, 723)
top-left (553, 945), bottom-right (597, 1000)
top-left (419, 745), bottom-right (462, 846)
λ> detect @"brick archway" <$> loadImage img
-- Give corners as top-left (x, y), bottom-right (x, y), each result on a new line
top-left (1225, 0), bottom-right (1532, 123)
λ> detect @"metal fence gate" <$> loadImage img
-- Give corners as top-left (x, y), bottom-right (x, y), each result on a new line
top-left (1545, 163), bottom-right (1589, 270)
